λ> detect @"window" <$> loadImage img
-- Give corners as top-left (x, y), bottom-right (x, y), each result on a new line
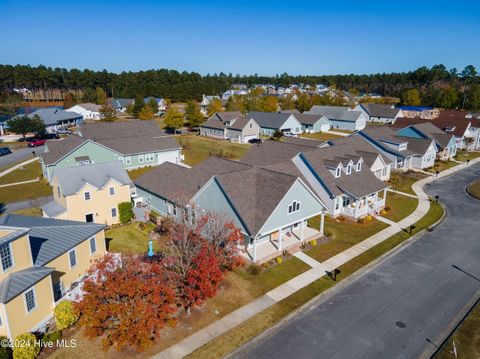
top-left (125, 156), bottom-right (132, 165)
top-left (138, 154), bottom-right (144, 163)
top-left (335, 167), bottom-right (341, 178)
top-left (57, 187), bottom-right (61, 198)
top-left (24, 289), bottom-right (36, 312)
top-left (69, 249), bottom-right (77, 268)
top-left (119, 157), bottom-right (124, 163)
top-left (173, 203), bottom-right (177, 216)
top-left (111, 207), bottom-right (117, 218)
top-left (84, 192), bottom-right (91, 201)
top-left (109, 187), bottom-right (115, 196)
top-left (288, 201), bottom-right (301, 214)
top-left (145, 153), bottom-right (155, 162)
top-left (85, 213), bottom-right (94, 223)
top-left (89, 237), bottom-right (96, 254)
top-left (0, 244), bottom-right (13, 272)
top-left (356, 162), bottom-right (362, 171)
top-left (249, 123), bottom-right (252, 128)
top-left (335, 197), bottom-right (340, 210)
top-left (346, 164), bottom-right (352, 175)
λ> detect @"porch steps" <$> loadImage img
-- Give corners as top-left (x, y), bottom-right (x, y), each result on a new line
top-left (293, 252), bottom-right (321, 268)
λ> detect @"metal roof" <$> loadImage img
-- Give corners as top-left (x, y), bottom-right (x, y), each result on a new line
top-left (0, 266), bottom-right (54, 303)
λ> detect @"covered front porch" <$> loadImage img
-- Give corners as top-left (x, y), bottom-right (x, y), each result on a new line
top-left (244, 215), bottom-right (325, 263)
top-left (339, 188), bottom-right (387, 219)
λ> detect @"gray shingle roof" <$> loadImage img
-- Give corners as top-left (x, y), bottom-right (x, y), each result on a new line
top-left (359, 103), bottom-right (400, 118)
top-left (21, 108), bottom-right (83, 126)
top-left (247, 111), bottom-right (298, 130)
top-left (327, 135), bottom-right (393, 166)
top-left (293, 113), bottom-right (329, 126)
top-left (0, 227), bottom-right (30, 246)
top-left (306, 106), bottom-right (362, 122)
top-left (41, 201), bottom-right (67, 217)
top-left (0, 215), bottom-right (104, 266)
top-left (241, 140), bottom-right (318, 166)
top-left (54, 161), bottom-right (132, 196)
top-left (79, 120), bottom-right (167, 140)
top-left (0, 266), bottom-right (54, 303)
top-left (40, 135), bottom-right (88, 165)
top-left (393, 122), bottom-right (454, 149)
top-left (68, 103), bottom-right (101, 112)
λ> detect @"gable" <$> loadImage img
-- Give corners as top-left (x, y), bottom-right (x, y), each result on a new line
top-left (280, 115), bottom-right (302, 130)
top-left (396, 127), bottom-right (425, 139)
top-left (370, 155), bottom-right (386, 172)
top-left (258, 179), bottom-right (325, 236)
top-left (55, 141), bottom-right (119, 169)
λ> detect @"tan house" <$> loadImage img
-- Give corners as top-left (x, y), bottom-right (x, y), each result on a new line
top-left (199, 112), bottom-right (260, 143)
top-left (41, 161), bottom-right (133, 225)
top-left (0, 215), bottom-right (105, 339)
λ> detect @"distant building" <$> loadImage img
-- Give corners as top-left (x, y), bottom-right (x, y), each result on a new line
top-left (354, 103), bottom-right (402, 124)
top-left (396, 106), bottom-right (439, 120)
top-left (10, 108), bottom-right (83, 133)
top-left (107, 98), bottom-right (134, 112)
top-left (199, 112), bottom-right (260, 143)
top-left (306, 105), bottom-right (366, 131)
top-left (67, 103), bottom-right (102, 120)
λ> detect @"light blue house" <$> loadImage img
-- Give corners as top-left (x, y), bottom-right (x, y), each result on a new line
top-left (134, 157), bottom-right (326, 262)
top-left (306, 105), bottom-right (366, 131)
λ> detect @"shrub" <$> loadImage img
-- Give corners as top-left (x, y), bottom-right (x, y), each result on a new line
top-left (12, 333), bottom-right (40, 359)
top-left (54, 300), bottom-right (79, 330)
top-left (0, 336), bottom-right (12, 359)
top-left (309, 239), bottom-right (317, 246)
top-left (276, 256), bottom-right (283, 264)
top-left (118, 202), bottom-right (134, 224)
top-left (384, 205), bottom-right (391, 212)
top-left (357, 217), bottom-right (365, 224)
top-left (246, 263), bottom-right (261, 275)
top-left (42, 330), bottom-right (62, 344)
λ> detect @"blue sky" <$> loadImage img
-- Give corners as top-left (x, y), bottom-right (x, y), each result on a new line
top-left (1, 0), bottom-right (479, 75)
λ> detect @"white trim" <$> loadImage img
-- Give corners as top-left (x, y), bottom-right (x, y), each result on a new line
top-left (0, 242), bottom-right (15, 274)
top-left (85, 212), bottom-right (94, 223)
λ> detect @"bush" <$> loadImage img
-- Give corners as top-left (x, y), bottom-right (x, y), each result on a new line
top-left (42, 330), bottom-right (62, 344)
top-left (276, 256), bottom-right (283, 264)
top-left (54, 300), bottom-right (79, 330)
top-left (246, 263), bottom-right (261, 275)
top-left (118, 202), bottom-right (134, 224)
top-left (0, 336), bottom-right (12, 359)
top-left (309, 239), bottom-right (317, 246)
top-left (12, 333), bottom-right (40, 359)
top-left (357, 217), bottom-right (365, 224)
top-left (384, 205), bottom-right (391, 212)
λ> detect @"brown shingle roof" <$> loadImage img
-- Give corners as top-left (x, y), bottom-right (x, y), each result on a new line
top-left (40, 135), bottom-right (87, 165)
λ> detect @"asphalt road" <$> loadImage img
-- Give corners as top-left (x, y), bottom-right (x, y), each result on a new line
top-left (231, 163), bottom-right (480, 359)
top-left (0, 146), bottom-right (42, 168)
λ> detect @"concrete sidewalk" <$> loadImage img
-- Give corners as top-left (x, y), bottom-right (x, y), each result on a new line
top-left (326, 130), bottom-right (350, 137)
top-left (0, 178), bottom-right (39, 188)
top-left (153, 157), bottom-right (480, 359)
top-left (0, 157), bottom-right (39, 178)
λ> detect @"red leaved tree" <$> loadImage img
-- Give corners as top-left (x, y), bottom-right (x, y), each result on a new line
top-left (75, 253), bottom-right (177, 352)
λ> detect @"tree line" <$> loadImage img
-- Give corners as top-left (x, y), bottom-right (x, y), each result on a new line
top-left (0, 64), bottom-right (479, 110)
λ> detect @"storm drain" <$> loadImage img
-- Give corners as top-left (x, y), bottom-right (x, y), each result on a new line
top-left (395, 321), bottom-right (407, 328)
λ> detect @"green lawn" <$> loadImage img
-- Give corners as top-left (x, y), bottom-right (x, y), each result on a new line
top-left (305, 215), bottom-right (389, 262)
top-left (10, 207), bottom-right (43, 216)
top-left (188, 201), bottom-right (444, 359)
top-left (178, 135), bottom-right (250, 166)
top-left (127, 166), bottom-right (157, 180)
top-left (0, 160), bottom-right (42, 185)
top-left (467, 180), bottom-right (480, 200)
top-left (300, 132), bottom-right (344, 141)
top-left (388, 171), bottom-right (428, 195)
top-left (382, 192), bottom-right (419, 222)
top-left (0, 181), bottom-right (52, 204)
top-left (455, 149), bottom-right (480, 162)
top-left (106, 222), bottom-right (166, 254)
top-left (436, 302), bottom-right (480, 359)
top-left (426, 160), bottom-right (459, 173)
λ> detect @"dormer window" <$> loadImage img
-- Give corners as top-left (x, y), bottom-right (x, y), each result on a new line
top-left (335, 167), bottom-right (341, 178)
top-left (346, 164), bottom-right (352, 175)
top-left (399, 143), bottom-right (407, 151)
top-left (356, 162), bottom-right (362, 172)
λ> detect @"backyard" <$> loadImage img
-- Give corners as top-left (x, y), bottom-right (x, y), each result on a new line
top-left (300, 132), bottom-right (344, 141)
top-left (178, 135), bottom-right (250, 166)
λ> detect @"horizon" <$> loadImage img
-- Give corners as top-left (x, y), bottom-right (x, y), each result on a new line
top-left (1, 0), bottom-right (479, 76)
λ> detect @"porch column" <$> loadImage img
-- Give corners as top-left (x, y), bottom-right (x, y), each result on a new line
top-left (383, 188), bottom-right (387, 200)
top-left (301, 220), bottom-right (305, 241)
top-left (278, 227), bottom-right (282, 252)
top-left (320, 213), bottom-right (325, 236)
top-left (252, 237), bottom-right (257, 262)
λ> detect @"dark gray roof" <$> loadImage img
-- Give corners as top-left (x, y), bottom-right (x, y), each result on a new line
top-left (20, 108), bottom-right (83, 126)
top-left (280, 137), bottom-right (325, 148)
top-left (247, 111), bottom-right (298, 130)
top-left (241, 140), bottom-right (318, 166)
top-left (279, 109), bottom-right (300, 114)
top-left (200, 118), bottom-right (227, 130)
top-left (0, 266), bottom-right (54, 303)
top-left (107, 98), bottom-right (134, 108)
top-left (0, 215), bottom-right (104, 266)
top-left (293, 113), bottom-right (329, 126)
top-left (359, 103), bottom-right (400, 118)
top-left (41, 201), bottom-right (67, 217)
top-left (327, 135), bottom-right (393, 166)
top-left (79, 120), bottom-right (167, 140)
top-left (394, 122), bottom-right (454, 149)
top-left (40, 135), bottom-right (88, 165)
top-left (97, 136), bottom-right (181, 155)
top-left (54, 161), bottom-right (132, 195)
top-left (200, 112), bottom-right (254, 131)
top-left (306, 106), bottom-right (362, 122)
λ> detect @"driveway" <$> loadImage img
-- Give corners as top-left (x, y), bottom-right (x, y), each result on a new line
top-left (231, 163), bottom-right (480, 359)
top-left (0, 146), bottom-right (43, 168)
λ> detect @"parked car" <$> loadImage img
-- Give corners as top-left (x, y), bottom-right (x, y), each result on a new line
top-left (57, 128), bottom-right (71, 135)
top-left (0, 147), bottom-right (12, 156)
top-left (248, 138), bottom-right (263, 144)
top-left (283, 132), bottom-right (298, 138)
top-left (43, 133), bottom-right (60, 139)
top-left (27, 139), bottom-right (46, 147)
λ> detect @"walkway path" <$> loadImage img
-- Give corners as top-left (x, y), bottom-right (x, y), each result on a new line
top-left (0, 178), bottom-right (38, 188)
top-left (153, 158), bottom-right (480, 359)
top-left (326, 130), bottom-right (350, 137)
top-left (293, 252), bottom-right (321, 267)
top-left (0, 157), bottom-right (39, 178)
top-left (387, 188), bottom-right (418, 199)
top-left (375, 215), bottom-right (399, 227)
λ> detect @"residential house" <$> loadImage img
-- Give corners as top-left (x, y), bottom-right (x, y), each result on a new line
top-left (40, 120), bottom-right (182, 182)
top-left (241, 140), bottom-right (389, 220)
top-left (392, 121), bottom-right (457, 160)
top-left (222, 89), bottom-right (248, 101)
top-left (354, 103), bottom-right (402, 124)
top-left (144, 97), bottom-right (167, 113)
top-left (66, 103), bottom-right (102, 121)
top-left (41, 161), bottom-right (133, 225)
top-left (200, 95), bottom-right (224, 116)
top-left (134, 156), bottom-right (327, 262)
top-left (0, 215), bottom-right (105, 339)
top-left (11, 108), bottom-right (83, 134)
top-left (199, 112), bottom-right (260, 143)
top-left (282, 112), bottom-right (331, 133)
top-left (358, 126), bottom-right (437, 170)
top-left (397, 106), bottom-right (439, 120)
top-left (107, 98), bottom-right (134, 113)
top-left (306, 105), bottom-right (366, 131)
top-left (247, 111), bottom-right (303, 136)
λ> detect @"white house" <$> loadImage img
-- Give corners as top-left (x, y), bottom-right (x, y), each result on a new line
top-left (67, 103), bottom-right (102, 121)
top-left (306, 105), bottom-right (366, 131)
top-left (247, 111), bottom-right (303, 136)
top-left (354, 103), bottom-right (403, 124)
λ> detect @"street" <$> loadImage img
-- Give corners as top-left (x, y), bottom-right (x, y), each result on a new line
top-left (231, 163), bottom-right (480, 359)
top-left (0, 145), bottom-right (42, 168)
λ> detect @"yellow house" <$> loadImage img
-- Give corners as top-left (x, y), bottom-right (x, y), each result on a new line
top-left (41, 161), bottom-right (133, 225)
top-left (0, 215), bottom-right (106, 339)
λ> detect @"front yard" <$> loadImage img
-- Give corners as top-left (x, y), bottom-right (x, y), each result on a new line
top-left (455, 149), bottom-right (480, 162)
top-left (0, 160), bottom-right (42, 185)
top-left (305, 215), bottom-right (389, 262)
top-left (382, 192), bottom-right (418, 222)
top-left (300, 132), bottom-right (344, 141)
top-left (178, 135), bottom-right (250, 166)
top-left (388, 170), bottom-right (429, 195)
top-left (426, 159), bottom-right (459, 174)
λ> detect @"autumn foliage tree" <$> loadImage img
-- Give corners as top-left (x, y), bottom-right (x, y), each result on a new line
top-left (75, 253), bottom-right (177, 352)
